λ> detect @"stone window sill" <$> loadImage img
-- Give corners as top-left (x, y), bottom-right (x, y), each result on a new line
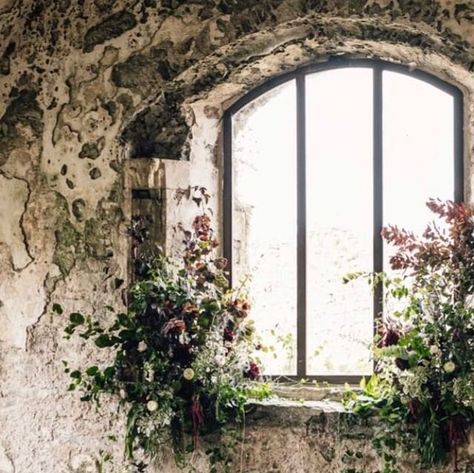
top-left (245, 396), bottom-right (374, 442)
top-left (246, 385), bottom-right (372, 437)
top-left (270, 384), bottom-right (352, 403)
top-left (248, 397), bottom-right (346, 422)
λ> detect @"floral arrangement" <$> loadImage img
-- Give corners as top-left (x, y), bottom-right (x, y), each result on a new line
top-left (59, 190), bottom-right (269, 469)
top-left (344, 199), bottom-right (474, 472)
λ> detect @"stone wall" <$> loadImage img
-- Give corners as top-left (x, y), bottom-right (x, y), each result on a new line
top-left (0, 0), bottom-right (473, 472)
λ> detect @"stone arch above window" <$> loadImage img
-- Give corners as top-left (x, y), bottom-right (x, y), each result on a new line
top-left (119, 14), bottom-right (474, 164)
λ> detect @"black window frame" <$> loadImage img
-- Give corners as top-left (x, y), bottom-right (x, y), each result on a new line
top-left (223, 58), bottom-right (464, 383)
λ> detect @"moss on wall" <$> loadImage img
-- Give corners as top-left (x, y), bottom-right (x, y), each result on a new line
top-left (83, 10), bottom-right (138, 53)
top-left (0, 87), bottom-right (43, 165)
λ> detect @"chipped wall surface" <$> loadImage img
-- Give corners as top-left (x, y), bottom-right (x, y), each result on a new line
top-left (0, 0), bottom-right (473, 472)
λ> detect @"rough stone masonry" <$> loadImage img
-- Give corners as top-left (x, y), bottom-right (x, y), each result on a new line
top-left (0, 0), bottom-right (473, 472)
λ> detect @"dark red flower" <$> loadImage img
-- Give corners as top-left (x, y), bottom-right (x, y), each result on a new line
top-left (181, 302), bottom-right (199, 317)
top-left (245, 362), bottom-right (261, 380)
top-left (191, 395), bottom-right (204, 447)
top-left (214, 257), bottom-right (228, 270)
top-left (162, 318), bottom-right (186, 335)
top-left (229, 298), bottom-right (251, 318)
top-left (407, 399), bottom-right (420, 420)
top-left (379, 326), bottom-right (400, 348)
top-left (223, 328), bottom-right (235, 342)
top-left (195, 261), bottom-right (207, 272)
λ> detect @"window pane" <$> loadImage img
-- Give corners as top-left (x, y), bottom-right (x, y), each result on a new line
top-left (306, 68), bottom-right (374, 376)
top-left (383, 72), bottom-right (455, 303)
top-left (232, 80), bottom-right (297, 376)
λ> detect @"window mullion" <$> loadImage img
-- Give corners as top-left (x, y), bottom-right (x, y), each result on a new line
top-left (296, 73), bottom-right (307, 378)
top-left (454, 91), bottom-right (464, 203)
top-left (223, 112), bottom-right (233, 285)
top-left (373, 65), bottom-right (384, 340)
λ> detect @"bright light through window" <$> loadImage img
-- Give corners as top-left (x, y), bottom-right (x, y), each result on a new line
top-left (232, 80), bottom-right (297, 375)
top-left (306, 68), bottom-right (374, 375)
top-left (227, 62), bottom-right (462, 379)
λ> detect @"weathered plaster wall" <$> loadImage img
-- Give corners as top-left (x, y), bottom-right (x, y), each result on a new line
top-left (0, 1), bottom-right (473, 472)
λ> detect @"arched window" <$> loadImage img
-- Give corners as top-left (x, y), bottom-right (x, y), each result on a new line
top-left (223, 59), bottom-right (464, 381)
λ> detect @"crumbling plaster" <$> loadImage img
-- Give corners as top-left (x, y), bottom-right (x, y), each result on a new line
top-left (0, 0), bottom-right (473, 472)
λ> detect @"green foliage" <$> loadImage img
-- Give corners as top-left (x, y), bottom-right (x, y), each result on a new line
top-left (61, 193), bottom-right (270, 469)
top-left (344, 200), bottom-right (474, 471)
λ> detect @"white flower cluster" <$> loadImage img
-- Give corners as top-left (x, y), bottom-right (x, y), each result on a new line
top-left (190, 317), bottom-right (255, 393)
top-left (452, 375), bottom-right (474, 408)
top-left (143, 362), bottom-right (154, 382)
top-left (399, 365), bottom-right (430, 401)
top-left (136, 403), bottom-right (173, 438)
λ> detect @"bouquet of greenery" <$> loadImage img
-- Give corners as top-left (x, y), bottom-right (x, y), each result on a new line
top-left (60, 192), bottom-right (269, 469)
top-left (344, 199), bottom-right (474, 472)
